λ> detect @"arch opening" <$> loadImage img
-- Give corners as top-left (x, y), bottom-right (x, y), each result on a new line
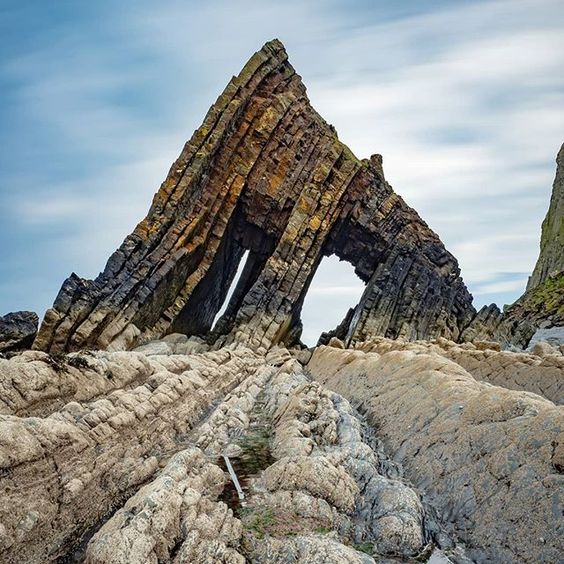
top-left (299, 255), bottom-right (365, 347)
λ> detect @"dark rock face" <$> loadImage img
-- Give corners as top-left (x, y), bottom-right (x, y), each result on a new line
top-left (0, 311), bottom-right (39, 353)
top-left (460, 303), bottom-right (503, 343)
top-left (495, 272), bottom-right (564, 348)
top-left (34, 40), bottom-right (476, 353)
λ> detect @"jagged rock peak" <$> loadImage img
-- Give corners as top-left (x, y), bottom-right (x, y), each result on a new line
top-left (34, 39), bottom-right (476, 353)
top-left (528, 142), bottom-right (564, 290)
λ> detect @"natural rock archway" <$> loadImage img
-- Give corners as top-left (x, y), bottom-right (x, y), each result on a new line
top-left (34, 40), bottom-right (476, 353)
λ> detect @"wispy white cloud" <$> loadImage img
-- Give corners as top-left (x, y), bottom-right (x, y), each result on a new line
top-left (473, 278), bottom-right (529, 296)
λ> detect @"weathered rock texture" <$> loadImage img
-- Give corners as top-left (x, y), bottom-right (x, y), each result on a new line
top-left (0, 311), bottom-right (38, 353)
top-left (459, 303), bottom-right (503, 343)
top-left (355, 336), bottom-right (564, 405)
top-left (0, 346), bottom-right (264, 563)
top-left (34, 39), bottom-right (476, 354)
top-left (495, 271), bottom-right (564, 348)
top-left (308, 345), bottom-right (564, 563)
top-left (3, 332), bottom-right (562, 562)
top-left (84, 447), bottom-right (243, 564)
top-left (0, 343), bottom-right (444, 563)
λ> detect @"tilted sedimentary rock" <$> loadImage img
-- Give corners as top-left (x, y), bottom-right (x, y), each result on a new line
top-left (84, 447), bottom-right (244, 564)
top-left (355, 336), bottom-right (564, 404)
top-left (0, 347), bottom-right (264, 563)
top-left (34, 39), bottom-right (476, 354)
top-left (4, 330), bottom-right (562, 562)
top-left (0, 311), bottom-right (38, 353)
top-left (308, 345), bottom-right (564, 563)
top-left (0, 343), bottom-right (469, 563)
top-left (459, 303), bottom-right (503, 343)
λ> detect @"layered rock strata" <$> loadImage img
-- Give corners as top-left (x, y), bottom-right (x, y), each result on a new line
top-left (34, 39), bottom-right (475, 354)
top-left (84, 447), bottom-right (243, 563)
top-left (0, 347), bottom-right (263, 563)
top-left (308, 345), bottom-right (564, 563)
top-left (0, 341), bottom-right (470, 563)
top-left (354, 336), bottom-right (564, 404)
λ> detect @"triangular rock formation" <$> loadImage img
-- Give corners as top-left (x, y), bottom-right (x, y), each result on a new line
top-left (34, 40), bottom-right (476, 353)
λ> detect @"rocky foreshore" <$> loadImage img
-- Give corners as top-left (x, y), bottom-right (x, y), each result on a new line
top-left (0, 334), bottom-right (561, 563)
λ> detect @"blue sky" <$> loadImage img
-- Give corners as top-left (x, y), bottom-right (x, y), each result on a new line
top-left (1, 0), bottom-right (563, 345)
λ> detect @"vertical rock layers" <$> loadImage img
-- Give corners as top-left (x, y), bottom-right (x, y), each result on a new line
top-left (34, 39), bottom-right (475, 354)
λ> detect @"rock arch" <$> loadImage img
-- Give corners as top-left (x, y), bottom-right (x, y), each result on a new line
top-left (34, 40), bottom-right (475, 353)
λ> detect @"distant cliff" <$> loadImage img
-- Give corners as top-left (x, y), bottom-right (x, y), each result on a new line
top-left (527, 144), bottom-right (564, 290)
top-left (488, 143), bottom-right (564, 348)
top-left (462, 143), bottom-right (564, 349)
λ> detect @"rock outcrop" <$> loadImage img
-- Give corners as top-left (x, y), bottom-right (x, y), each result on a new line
top-left (0, 311), bottom-right (38, 354)
top-left (494, 271), bottom-right (564, 348)
top-left (528, 143), bottom-right (564, 290)
top-left (308, 345), bottom-right (564, 563)
top-left (0, 342), bottom-right (472, 563)
top-left (353, 335), bottom-right (564, 405)
top-left (3, 337), bottom-right (559, 562)
top-left (489, 144), bottom-right (564, 348)
top-left (34, 39), bottom-right (475, 354)
top-left (459, 303), bottom-right (503, 343)
top-left (0, 345), bottom-right (265, 563)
